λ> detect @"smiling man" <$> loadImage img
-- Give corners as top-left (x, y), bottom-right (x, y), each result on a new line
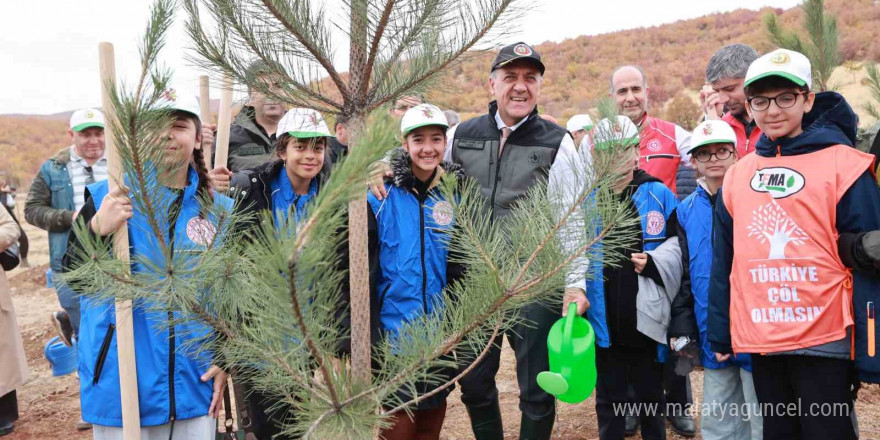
top-left (701, 44), bottom-right (762, 157)
top-left (610, 66), bottom-right (692, 194)
top-left (445, 42), bottom-right (587, 440)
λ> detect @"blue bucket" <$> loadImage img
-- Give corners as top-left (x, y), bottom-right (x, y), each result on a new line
top-left (44, 336), bottom-right (77, 377)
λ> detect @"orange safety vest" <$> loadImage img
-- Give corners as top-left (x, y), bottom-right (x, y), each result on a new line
top-left (639, 116), bottom-right (681, 192)
top-left (722, 145), bottom-right (874, 353)
top-left (722, 112), bottom-right (761, 158)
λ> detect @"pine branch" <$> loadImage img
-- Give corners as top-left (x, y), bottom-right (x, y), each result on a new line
top-left (362, 0), bottom-right (397, 96)
top-left (382, 316), bottom-right (503, 415)
top-left (259, 0), bottom-right (350, 102)
top-left (286, 258), bottom-right (341, 408)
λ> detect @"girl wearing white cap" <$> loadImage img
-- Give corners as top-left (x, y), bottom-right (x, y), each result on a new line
top-left (668, 120), bottom-right (762, 440)
top-left (221, 107), bottom-right (334, 439)
top-left (368, 103), bottom-right (465, 440)
top-left (63, 92), bottom-right (234, 440)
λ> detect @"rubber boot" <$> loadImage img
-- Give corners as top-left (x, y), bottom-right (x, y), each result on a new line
top-left (465, 400), bottom-right (504, 440)
top-left (519, 410), bottom-right (555, 440)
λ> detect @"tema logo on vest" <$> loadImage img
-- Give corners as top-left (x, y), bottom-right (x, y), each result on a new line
top-left (750, 167), bottom-right (805, 199)
top-left (747, 200), bottom-right (809, 260)
top-left (645, 211), bottom-right (665, 236)
top-left (647, 139), bottom-right (662, 152)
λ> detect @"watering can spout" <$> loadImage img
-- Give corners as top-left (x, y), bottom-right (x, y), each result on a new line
top-left (537, 303), bottom-right (597, 404)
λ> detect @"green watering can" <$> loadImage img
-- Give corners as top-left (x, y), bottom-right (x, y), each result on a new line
top-left (537, 303), bottom-right (597, 404)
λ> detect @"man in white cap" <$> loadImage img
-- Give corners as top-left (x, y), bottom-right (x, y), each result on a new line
top-left (24, 107), bottom-right (109, 431)
top-left (566, 113), bottom-right (594, 150)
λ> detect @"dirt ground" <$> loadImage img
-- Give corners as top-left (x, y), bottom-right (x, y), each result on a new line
top-left (5, 219), bottom-right (880, 440)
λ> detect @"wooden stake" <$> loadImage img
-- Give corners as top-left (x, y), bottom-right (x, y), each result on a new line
top-left (347, 118), bottom-right (370, 383)
top-left (99, 42), bottom-right (141, 440)
top-left (199, 76), bottom-right (213, 170)
top-left (213, 76), bottom-right (234, 168)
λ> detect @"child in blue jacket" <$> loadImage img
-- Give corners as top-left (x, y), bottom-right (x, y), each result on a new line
top-left (668, 120), bottom-right (761, 439)
top-left (566, 116), bottom-right (679, 440)
top-left (64, 93), bottom-right (233, 440)
top-left (367, 103), bottom-right (465, 440)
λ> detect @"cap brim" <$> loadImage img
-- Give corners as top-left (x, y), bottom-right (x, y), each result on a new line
top-left (492, 56), bottom-right (546, 75)
top-left (402, 122), bottom-right (449, 136)
top-left (71, 122), bottom-right (105, 132)
top-left (744, 71), bottom-right (807, 87)
top-left (287, 131), bottom-right (330, 138)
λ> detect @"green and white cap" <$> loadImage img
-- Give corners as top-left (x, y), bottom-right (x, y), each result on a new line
top-left (401, 103), bottom-right (448, 136)
top-left (688, 120), bottom-right (737, 155)
top-left (566, 114), bottom-right (594, 132)
top-left (593, 116), bottom-right (639, 151)
top-left (156, 89), bottom-right (201, 121)
top-left (744, 49), bottom-right (812, 88)
top-left (69, 108), bottom-right (105, 132)
top-left (278, 108), bottom-right (331, 138)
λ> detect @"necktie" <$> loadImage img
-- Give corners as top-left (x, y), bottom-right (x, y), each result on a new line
top-left (84, 166), bottom-right (96, 185)
top-left (499, 127), bottom-right (511, 156)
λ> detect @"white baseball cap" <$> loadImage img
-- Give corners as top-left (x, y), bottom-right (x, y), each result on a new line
top-left (401, 103), bottom-right (449, 136)
top-left (69, 108), bottom-right (105, 132)
top-left (156, 89), bottom-right (201, 121)
top-left (593, 116), bottom-right (639, 151)
top-left (566, 114), bottom-right (594, 132)
top-left (687, 120), bottom-right (737, 155)
top-left (277, 108), bottom-right (331, 138)
top-left (744, 48), bottom-right (812, 89)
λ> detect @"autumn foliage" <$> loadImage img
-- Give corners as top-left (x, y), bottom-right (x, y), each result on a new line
top-left (6, 0), bottom-right (880, 189)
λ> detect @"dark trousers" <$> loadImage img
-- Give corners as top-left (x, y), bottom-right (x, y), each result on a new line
top-left (380, 403), bottom-right (447, 440)
top-left (596, 347), bottom-right (665, 440)
top-left (245, 385), bottom-right (298, 440)
top-left (0, 390), bottom-right (18, 425)
top-left (663, 357), bottom-right (692, 417)
top-left (751, 354), bottom-right (857, 440)
top-left (458, 302), bottom-right (558, 418)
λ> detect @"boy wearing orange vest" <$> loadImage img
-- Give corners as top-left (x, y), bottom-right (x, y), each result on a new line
top-left (708, 49), bottom-right (880, 440)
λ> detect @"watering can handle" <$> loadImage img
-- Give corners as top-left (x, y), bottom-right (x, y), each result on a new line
top-left (563, 303), bottom-right (577, 356)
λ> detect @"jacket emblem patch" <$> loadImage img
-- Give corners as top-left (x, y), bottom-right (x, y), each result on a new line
top-left (186, 217), bottom-right (217, 246)
top-left (645, 210), bottom-right (665, 236)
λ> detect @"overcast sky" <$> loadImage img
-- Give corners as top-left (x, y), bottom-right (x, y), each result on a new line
top-left (1, 0), bottom-right (801, 115)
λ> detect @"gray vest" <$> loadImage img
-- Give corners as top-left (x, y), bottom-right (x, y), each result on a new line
top-left (451, 102), bottom-right (566, 220)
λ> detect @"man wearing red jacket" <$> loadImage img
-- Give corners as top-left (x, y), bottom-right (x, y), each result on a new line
top-left (701, 44), bottom-right (762, 157)
top-left (610, 66), bottom-right (692, 194)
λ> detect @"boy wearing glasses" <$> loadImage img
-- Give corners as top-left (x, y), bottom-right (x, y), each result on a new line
top-left (708, 49), bottom-right (880, 439)
top-left (669, 120), bottom-right (761, 439)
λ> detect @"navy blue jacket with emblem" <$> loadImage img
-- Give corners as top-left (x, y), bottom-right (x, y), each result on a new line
top-left (366, 152), bottom-right (465, 409)
top-left (63, 167), bottom-right (233, 426)
top-left (586, 170), bottom-right (679, 353)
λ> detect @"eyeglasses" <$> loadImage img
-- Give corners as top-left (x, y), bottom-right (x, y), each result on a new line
top-left (747, 91), bottom-right (806, 112)
top-left (693, 149), bottom-right (734, 163)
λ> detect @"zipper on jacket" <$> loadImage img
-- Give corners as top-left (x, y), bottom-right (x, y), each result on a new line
top-left (92, 324), bottom-right (116, 385)
top-left (168, 311), bottom-right (176, 421)
top-left (489, 139), bottom-right (505, 221)
top-left (377, 285), bottom-right (391, 316)
top-left (419, 202), bottom-right (429, 315)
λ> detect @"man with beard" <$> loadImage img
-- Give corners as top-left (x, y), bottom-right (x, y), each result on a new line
top-left (700, 44), bottom-right (761, 157)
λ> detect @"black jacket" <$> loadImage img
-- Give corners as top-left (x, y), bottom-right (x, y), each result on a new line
top-left (603, 169), bottom-right (672, 349)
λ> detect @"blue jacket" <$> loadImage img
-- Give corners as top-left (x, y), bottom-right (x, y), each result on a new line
top-left (74, 168), bottom-right (234, 426)
top-left (586, 171), bottom-right (678, 355)
top-left (708, 92), bottom-right (880, 383)
top-left (367, 176), bottom-right (454, 338)
top-left (674, 185), bottom-right (751, 371)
